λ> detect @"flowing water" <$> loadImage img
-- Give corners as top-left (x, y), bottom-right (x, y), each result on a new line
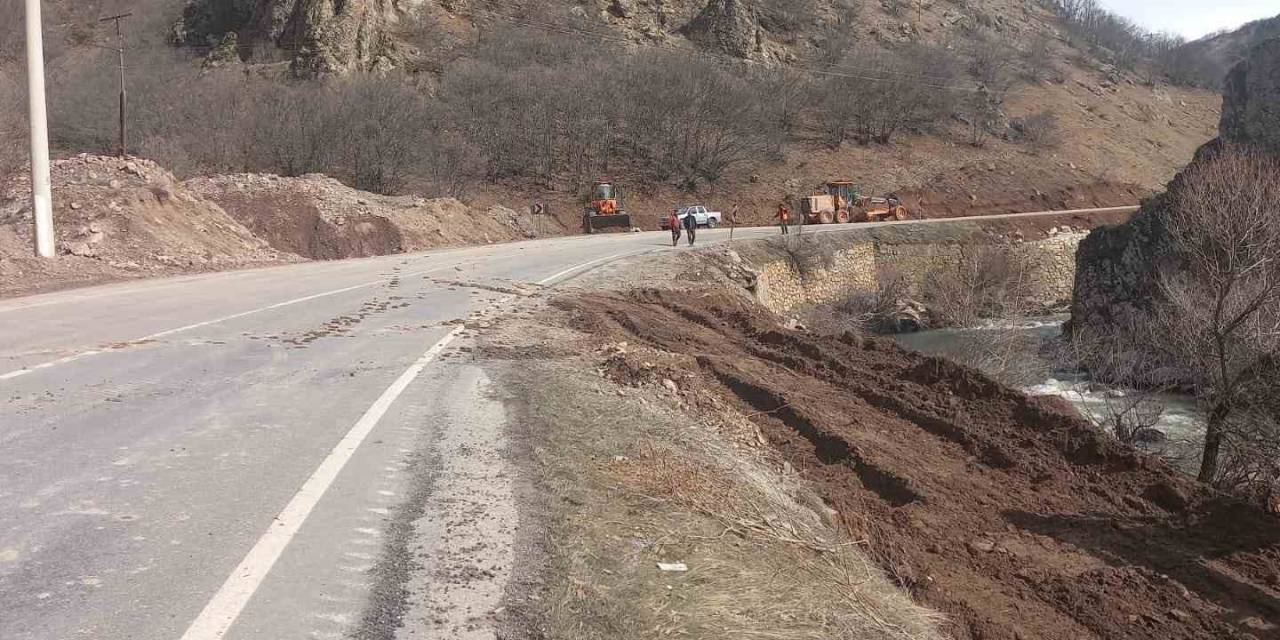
top-left (895, 317), bottom-right (1205, 467)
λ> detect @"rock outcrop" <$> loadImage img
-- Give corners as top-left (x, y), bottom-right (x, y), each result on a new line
top-left (1071, 38), bottom-right (1280, 338)
top-left (172, 0), bottom-right (805, 73)
top-left (1219, 38), bottom-right (1280, 153)
top-left (173, 0), bottom-right (408, 75)
top-left (679, 0), bottom-right (764, 59)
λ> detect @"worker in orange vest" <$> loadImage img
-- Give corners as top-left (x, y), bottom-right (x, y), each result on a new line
top-left (776, 203), bottom-right (791, 235)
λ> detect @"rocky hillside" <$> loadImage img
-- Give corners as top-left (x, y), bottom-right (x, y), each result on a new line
top-left (168, 0), bottom-right (1134, 73)
top-left (1167, 13), bottom-right (1280, 89)
top-left (1071, 38), bottom-right (1280, 343)
top-left (0, 0), bottom-right (1226, 243)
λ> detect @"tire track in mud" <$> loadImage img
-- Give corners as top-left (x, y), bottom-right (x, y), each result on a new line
top-left (559, 287), bottom-right (1280, 640)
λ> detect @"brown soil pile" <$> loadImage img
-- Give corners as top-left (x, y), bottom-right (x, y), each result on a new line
top-left (186, 174), bottom-right (559, 259)
top-left (559, 288), bottom-right (1280, 640)
top-left (0, 156), bottom-right (291, 297)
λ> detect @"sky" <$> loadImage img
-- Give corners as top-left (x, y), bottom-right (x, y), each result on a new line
top-left (1099, 0), bottom-right (1278, 39)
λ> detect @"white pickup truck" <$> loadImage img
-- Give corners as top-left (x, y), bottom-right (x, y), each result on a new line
top-left (664, 205), bottom-right (723, 229)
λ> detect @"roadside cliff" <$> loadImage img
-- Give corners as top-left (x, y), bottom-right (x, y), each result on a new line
top-left (1070, 37), bottom-right (1280, 339)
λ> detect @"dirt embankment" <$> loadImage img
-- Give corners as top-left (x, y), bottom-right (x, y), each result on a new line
top-left (0, 157), bottom-right (573, 297)
top-left (559, 287), bottom-right (1280, 640)
top-left (0, 155), bottom-right (292, 297)
top-left (185, 174), bottom-right (558, 259)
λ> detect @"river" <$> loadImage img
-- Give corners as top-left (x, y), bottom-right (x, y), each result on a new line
top-left (894, 317), bottom-right (1205, 468)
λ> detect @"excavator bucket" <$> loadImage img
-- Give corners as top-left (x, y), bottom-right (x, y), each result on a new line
top-left (584, 213), bottom-right (633, 233)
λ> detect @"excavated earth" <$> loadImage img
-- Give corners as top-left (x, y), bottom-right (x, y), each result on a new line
top-left (558, 287), bottom-right (1280, 640)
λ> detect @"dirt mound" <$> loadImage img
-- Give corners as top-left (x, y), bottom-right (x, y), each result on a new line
top-left (185, 174), bottom-right (551, 260)
top-left (0, 155), bottom-right (290, 297)
top-left (560, 288), bottom-right (1280, 640)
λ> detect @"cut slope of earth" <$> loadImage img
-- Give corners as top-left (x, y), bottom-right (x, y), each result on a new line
top-left (0, 155), bottom-right (568, 297)
top-left (185, 174), bottom-right (554, 259)
top-left (561, 287), bottom-right (1280, 640)
top-left (0, 155), bottom-right (292, 297)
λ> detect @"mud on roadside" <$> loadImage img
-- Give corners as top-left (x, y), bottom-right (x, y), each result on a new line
top-left (475, 296), bottom-right (943, 639)
top-left (476, 246), bottom-right (1280, 640)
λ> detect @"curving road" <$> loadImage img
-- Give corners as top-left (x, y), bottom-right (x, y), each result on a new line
top-left (0, 209), bottom-right (1131, 640)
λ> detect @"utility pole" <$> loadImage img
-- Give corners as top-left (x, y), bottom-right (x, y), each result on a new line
top-left (24, 0), bottom-right (54, 258)
top-left (100, 12), bottom-right (131, 158)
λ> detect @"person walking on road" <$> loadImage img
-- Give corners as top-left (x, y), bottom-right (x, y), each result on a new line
top-left (776, 203), bottom-right (791, 235)
top-left (682, 207), bottom-right (698, 246)
top-left (668, 209), bottom-right (682, 246)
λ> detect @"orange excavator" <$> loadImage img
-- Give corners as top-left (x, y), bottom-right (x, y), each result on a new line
top-left (583, 179), bottom-right (633, 234)
top-left (800, 181), bottom-right (908, 224)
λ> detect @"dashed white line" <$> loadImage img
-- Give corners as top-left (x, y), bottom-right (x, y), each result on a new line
top-left (0, 349), bottom-right (105, 381)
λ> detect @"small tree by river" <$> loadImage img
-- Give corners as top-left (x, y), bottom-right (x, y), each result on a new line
top-left (1152, 146), bottom-right (1280, 487)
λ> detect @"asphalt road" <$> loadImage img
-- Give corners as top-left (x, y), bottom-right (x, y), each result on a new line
top-left (0, 211), bottom-right (1130, 639)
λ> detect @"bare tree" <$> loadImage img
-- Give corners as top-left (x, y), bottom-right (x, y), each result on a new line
top-left (812, 44), bottom-right (959, 148)
top-left (1011, 110), bottom-right (1061, 150)
top-left (960, 32), bottom-right (1018, 147)
top-left (1063, 320), bottom-right (1174, 445)
top-left (1151, 147), bottom-right (1280, 484)
top-left (1046, 0), bottom-right (1194, 83)
top-left (1020, 31), bottom-right (1057, 82)
top-left (761, 68), bottom-right (811, 155)
top-left (920, 245), bottom-right (1042, 326)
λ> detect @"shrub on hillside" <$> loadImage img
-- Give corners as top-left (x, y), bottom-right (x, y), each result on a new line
top-left (1011, 111), bottom-right (1061, 149)
top-left (921, 246), bottom-right (1044, 326)
top-left (813, 44), bottom-right (961, 147)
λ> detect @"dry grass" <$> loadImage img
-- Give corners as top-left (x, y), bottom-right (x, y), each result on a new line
top-left (504, 358), bottom-right (944, 640)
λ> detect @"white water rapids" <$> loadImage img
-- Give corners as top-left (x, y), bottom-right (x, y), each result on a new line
top-left (895, 317), bottom-right (1206, 468)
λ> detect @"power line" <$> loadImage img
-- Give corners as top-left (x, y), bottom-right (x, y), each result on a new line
top-left (98, 12), bottom-right (131, 158)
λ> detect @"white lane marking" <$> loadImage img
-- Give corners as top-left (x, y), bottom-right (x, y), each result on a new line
top-left (537, 249), bottom-right (651, 285)
top-left (177, 325), bottom-right (465, 640)
top-left (138, 281), bottom-right (375, 342)
top-left (176, 251), bottom-right (647, 640)
top-left (0, 245), bottom-right (627, 382)
top-left (0, 350), bottom-right (104, 381)
top-left (0, 267), bottom-right (447, 382)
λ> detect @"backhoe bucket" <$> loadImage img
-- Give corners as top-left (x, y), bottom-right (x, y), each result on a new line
top-left (584, 213), bottom-right (633, 234)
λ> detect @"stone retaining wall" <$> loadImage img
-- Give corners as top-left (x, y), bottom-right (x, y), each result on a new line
top-left (752, 231), bottom-right (1087, 317)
